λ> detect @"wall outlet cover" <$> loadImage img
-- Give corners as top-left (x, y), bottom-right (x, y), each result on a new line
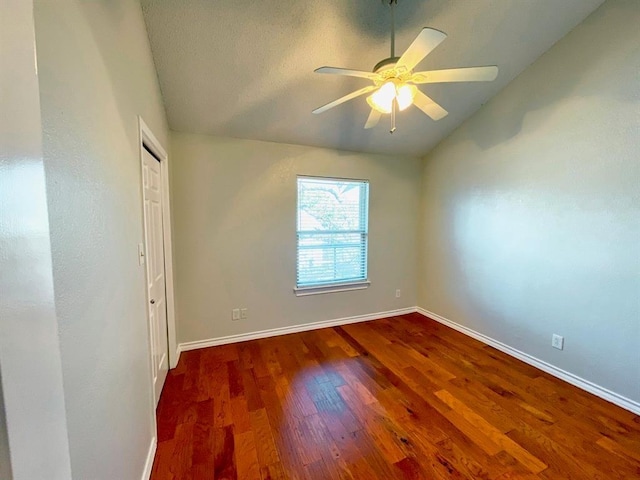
top-left (552, 334), bottom-right (564, 350)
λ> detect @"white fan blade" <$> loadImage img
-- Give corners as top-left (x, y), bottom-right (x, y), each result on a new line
top-left (364, 109), bottom-right (382, 129)
top-left (312, 85), bottom-right (377, 114)
top-left (315, 67), bottom-right (379, 80)
top-left (396, 28), bottom-right (447, 73)
top-left (412, 66), bottom-right (498, 84)
top-left (413, 90), bottom-right (448, 121)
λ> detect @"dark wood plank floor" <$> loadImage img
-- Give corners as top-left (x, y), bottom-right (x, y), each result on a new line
top-left (151, 313), bottom-right (640, 479)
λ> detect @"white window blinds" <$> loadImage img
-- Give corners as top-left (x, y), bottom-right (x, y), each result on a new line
top-left (296, 176), bottom-right (369, 288)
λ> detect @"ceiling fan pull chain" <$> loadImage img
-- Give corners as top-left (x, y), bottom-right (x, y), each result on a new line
top-left (390, 99), bottom-right (397, 134)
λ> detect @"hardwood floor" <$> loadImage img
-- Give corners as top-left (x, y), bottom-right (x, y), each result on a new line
top-left (151, 313), bottom-right (640, 479)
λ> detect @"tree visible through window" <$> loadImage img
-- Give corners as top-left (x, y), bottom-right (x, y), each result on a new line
top-left (297, 176), bottom-right (369, 288)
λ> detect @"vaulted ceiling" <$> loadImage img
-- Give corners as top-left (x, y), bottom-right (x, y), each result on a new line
top-left (141, 0), bottom-right (605, 156)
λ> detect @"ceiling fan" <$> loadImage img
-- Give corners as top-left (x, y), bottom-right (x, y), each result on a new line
top-left (312, 0), bottom-right (498, 133)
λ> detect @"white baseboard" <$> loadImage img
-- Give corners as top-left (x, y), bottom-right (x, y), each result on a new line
top-left (174, 305), bottom-right (638, 415)
top-left (173, 346), bottom-right (181, 369)
top-left (178, 307), bottom-right (417, 353)
top-left (141, 436), bottom-right (157, 480)
top-left (416, 307), bottom-right (640, 415)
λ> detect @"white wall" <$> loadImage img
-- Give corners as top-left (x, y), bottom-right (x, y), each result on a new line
top-left (33, 0), bottom-right (169, 478)
top-left (418, 0), bottom-right (639, 405)
top-left (0, 1), bottom-right (72, 478)
top-left (170, 133), bottom-right (421, 344)
top-left (0, 375), bottom-right (11, 480)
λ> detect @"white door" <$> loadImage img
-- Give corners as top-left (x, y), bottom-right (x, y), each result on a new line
top-left (142, 148), bottom-right (169, 406)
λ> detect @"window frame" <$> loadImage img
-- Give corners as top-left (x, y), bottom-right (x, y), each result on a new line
top-left (294, 175), bottom-right (370, 296)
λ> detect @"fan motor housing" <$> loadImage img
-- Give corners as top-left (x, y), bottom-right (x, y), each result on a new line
top-left (373, 57), bottom-right (400, 73)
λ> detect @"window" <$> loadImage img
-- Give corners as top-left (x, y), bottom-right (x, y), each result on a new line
top-left (296, 176), bottom-right (369, 294)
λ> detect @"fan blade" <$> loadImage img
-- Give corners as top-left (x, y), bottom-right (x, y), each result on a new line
top-left (315, 66), bottom-right (379, 80)
top-left (413, 90), bottom-right (448, 121)
top-left (412, 66), bottom-right (498, 84)
top-left (396, 28), bottom-right (447, 73)
top-left (364, 109), bottom-right (382, 129)
top-left (312, 85), bottom-right (377, 114)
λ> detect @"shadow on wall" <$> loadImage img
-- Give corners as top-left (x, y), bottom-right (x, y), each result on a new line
top-left (467, 0), bottom-right (640, 151)
top-left (216, 0), bottom-right (439, 40)
top-left (343, 0), bottom-right (443, 39)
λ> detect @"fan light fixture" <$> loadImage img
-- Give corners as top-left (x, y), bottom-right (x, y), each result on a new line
top-left (312, 0), bottom-right (499, 133)
top-left (367, 81), bottom-right (417, 114)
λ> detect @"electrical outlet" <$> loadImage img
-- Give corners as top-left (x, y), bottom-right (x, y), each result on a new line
top-left (395, 289), bottom-right (401, 298)
top-left (232, 308), bottom-right (240, 321)
top-left (552, 334), bottom-right (564, 350)
top-left (240, 308), bottom-right (248, 319)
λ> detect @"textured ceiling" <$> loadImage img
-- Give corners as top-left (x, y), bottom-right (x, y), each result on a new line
top-left (141, 0), bottom-right (605, 157)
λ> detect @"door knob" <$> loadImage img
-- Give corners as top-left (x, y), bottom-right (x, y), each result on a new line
top-left (150, 299), bottom-right (156, 304)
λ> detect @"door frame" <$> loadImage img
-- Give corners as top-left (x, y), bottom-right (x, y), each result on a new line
top-left (138, 117), bottom-right (178, 371)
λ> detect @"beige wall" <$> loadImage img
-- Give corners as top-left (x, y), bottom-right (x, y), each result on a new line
top-left (0, 375), bottom-right (11, 480)
top-left (170, 133), bottom-right (421, 344)
top-left (0, 1), bottom-right (72, 478)
top-left (34, 0), bottom-right (169, 478)
top-left (418, 0), bottom-right (639, 404)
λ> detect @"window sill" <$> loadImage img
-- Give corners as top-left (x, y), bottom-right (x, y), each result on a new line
top-left (294, 280), bottom-right (370, 297)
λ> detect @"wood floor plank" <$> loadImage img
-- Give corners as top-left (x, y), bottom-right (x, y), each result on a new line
top-left (241, 368), bottom-right (264, 413)
top-left (227, 360), bottom-right (244, 400)
top-left (436, 389), bottom-right (547, 473)
top-left (393, 456), bottom-right (435, 480)
top-left (435, 436), bottom-right (515, 480)
top-left (596, 435), bottom-right (640, 463)
top-left (233, 430), bottom-right (261, 480)
top-left (506, 426), bottom-right (599, 480)
top-left (151, 314), bottom-right (640, 479)
top-left (336, 384), bottom-right (407, 464)
top-left (229, 396), bottom-right (252, 435)
top-left (443, 407), bottom-right (504, 456)
top-left (248, 408), bottom-right (281, 467)
top-left (213, 425), bottom-right (236, 479)
top-left (260, 462), bottom-right (287, 480)
top-left (191, 400), bottom-right (215, 470)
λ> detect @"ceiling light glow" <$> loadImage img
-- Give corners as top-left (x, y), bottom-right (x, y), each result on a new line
top-left (367, 81), bottom-right (416, 114)
top-left (367, 81), bottom-right (395, 114)
top-left (396, 84), bottom-right (417, 111)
